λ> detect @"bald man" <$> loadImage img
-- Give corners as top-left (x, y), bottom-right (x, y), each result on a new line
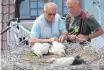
top-left (65, 0), bottom-right (104, 43)
top-left (30, 2), bottom-right (68, 45)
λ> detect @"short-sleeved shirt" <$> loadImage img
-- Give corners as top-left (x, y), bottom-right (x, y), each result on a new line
top-left (65, 10), bottom-right (101, 35)
top-left (30, 14), bottom-right (66, 39)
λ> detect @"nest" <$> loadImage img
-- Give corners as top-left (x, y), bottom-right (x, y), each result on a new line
top-left (1, 42), bottom-right (104, 70)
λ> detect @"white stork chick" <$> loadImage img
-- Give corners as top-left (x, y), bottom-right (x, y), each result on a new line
top-left (49, 41), bottom-right (67, 56)
top-left (31, 43), bottom-right (50, 58)
top-left (41, 43), bottom-right (51, 55)
top-left (49, 56), bottom-right (85, 67)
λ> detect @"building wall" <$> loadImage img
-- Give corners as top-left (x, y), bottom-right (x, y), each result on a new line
top-left (100, 0), bottom-right (104, 11)
top-left (84, 0), bottom-right (94, 13)
top-left (57, 0), bottom-right (63, 15)
top-left (0, 0), bottom-right (2, 50)
top-left (1, 0), bottom-right (15, 50)
top-left (100, 0), bottom-right (104, 28)
top-left (0, 0), bottom-right (7, 50)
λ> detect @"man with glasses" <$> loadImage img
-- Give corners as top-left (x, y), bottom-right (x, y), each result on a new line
top-left (30, 2), bottom-right (68, 45)
top-left (65, 0), bottom-right (104, 43)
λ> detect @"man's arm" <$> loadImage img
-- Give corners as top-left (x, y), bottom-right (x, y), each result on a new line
top-left (58, 16), bottom-right (69, 42)
top-left (29, 37), bottom-right (58, 45)
top-left (88, 27), bottom-right (104, 39)
top-left (76, 27), bottom-right (104, 41)
top-left (58, 30), bottom-right (68, 42)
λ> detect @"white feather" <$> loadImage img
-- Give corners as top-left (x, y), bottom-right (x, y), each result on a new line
top-left (41, 43), bottom-right (50, 54)
top-left (49, 41), bottom-right (66, 56)
top-left (50, 57), bottom-right (75, 67)
top-left (31, 43), bottom-right (50, 57)
top-left (31, 43), bottom-right (43, 57)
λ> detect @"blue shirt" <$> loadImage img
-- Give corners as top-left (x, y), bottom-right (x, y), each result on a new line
top-left (30, 14), bottom-right (66, 39)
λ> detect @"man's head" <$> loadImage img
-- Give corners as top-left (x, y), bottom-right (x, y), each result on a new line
top-left (66, 0), bottom-right (81, 17)
top-left (43, 2), bottom-right (57, 23)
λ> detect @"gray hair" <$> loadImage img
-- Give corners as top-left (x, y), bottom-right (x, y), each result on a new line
top-left (44, 2), bottom-right (57, 11)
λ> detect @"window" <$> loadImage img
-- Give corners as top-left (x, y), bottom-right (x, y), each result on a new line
top-left (29, 0), bottom-right (47, 17)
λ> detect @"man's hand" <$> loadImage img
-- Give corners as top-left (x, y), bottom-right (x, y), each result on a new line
top-left (67, 34), bottom-right (77, 41)
top-left (58, 35), bottom-right (66, 43)
top-left (76, 34), bottom-right (89, 42)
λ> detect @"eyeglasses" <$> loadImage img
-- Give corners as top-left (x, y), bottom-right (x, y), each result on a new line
top-left (48, 13), bottom-right (56, 16)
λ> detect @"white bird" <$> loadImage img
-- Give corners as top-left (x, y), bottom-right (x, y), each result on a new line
top-left (41, 43), bottom-right (51, 55)
top-left (31, 43), bottom-right (43, 57)
top-left (31, 43), bottom-right (50, 58)
top-left (49, 41), bottom-right (67, 56)
top-left (49, 56), bottom-right (85, 67)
